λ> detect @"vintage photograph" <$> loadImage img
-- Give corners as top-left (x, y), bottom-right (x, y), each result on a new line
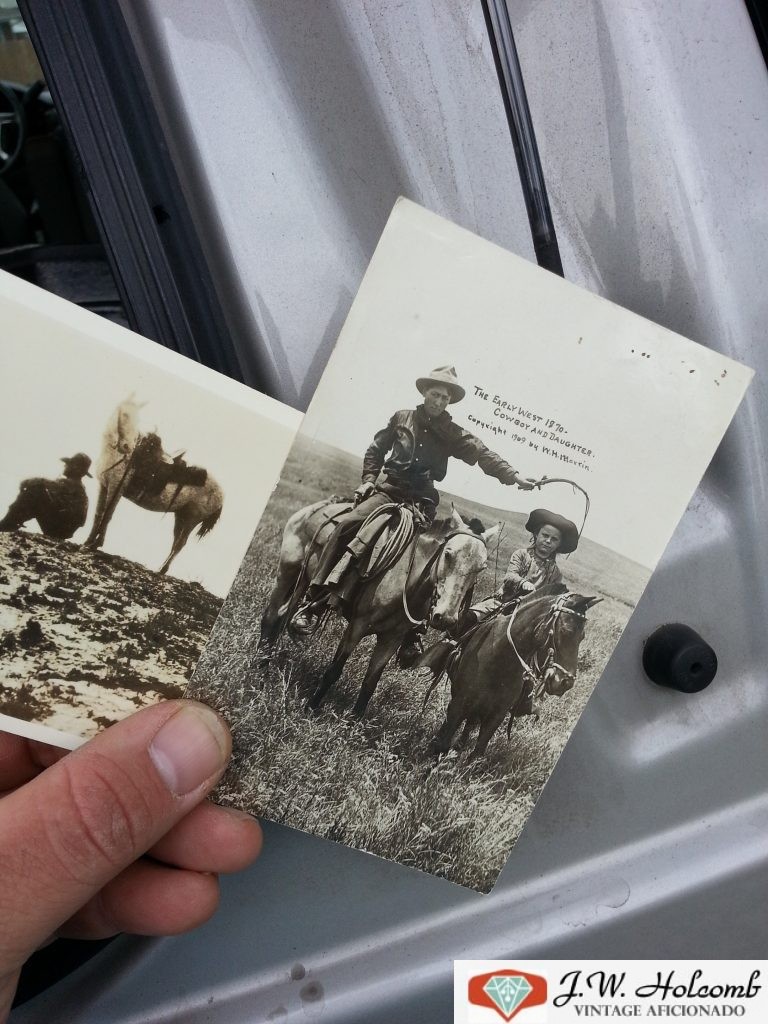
top-left (189, 200), bottom-right (751, 891)
top-left (0, 273), bottom-right (299, 746)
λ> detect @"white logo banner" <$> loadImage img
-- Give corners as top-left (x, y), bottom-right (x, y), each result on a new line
top-left (454, 961), bottom-right (766, 1024)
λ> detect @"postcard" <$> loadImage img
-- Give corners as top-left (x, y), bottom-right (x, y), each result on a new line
top-left (0, 271), bottom-right (300, 749)
top-left (187, 199), bottom-right (752, 892)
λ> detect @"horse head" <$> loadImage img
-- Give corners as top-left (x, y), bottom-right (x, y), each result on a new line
top-left (430, 509), bottom-right (500, 632)
top-left (536, 592), bottom-right (602, 697)
top-left (108, 395), bottom-right (144, 455)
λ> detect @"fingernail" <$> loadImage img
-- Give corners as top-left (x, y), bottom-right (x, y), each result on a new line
top-left (149, 706), bottom-right (229, 796)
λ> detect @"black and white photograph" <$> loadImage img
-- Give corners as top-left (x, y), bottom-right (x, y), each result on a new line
top-left (0, 273), bottom-right (299, 746)
top-left (189, 200), bottom-right (751, 892)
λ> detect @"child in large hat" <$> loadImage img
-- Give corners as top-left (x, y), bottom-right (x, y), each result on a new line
top-left (412, 508), bottom-right (579, 687)
top-left (467, 508), bottom-right (579, 624)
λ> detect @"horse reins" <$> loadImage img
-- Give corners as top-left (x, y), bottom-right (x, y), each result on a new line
top-left (98, 411), bottom-right (154, 527)
top-left (94, 447), bottom-right (137, 537)
top-left (350, 502), bottom-right (486, 628)
top-left (401, 528), bottom-right (487, 628)
top-left (505, 593), bottom-right (587, 697)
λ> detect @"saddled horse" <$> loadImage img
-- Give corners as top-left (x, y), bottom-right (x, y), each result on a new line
top-left (430, 585), bottom-right (601, 760)
top-left (259, 499), bottom-right (499, 716)
top-left (84, 397), bottom-right (223, 574)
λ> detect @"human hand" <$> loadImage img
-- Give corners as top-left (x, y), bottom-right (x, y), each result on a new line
top-left (514, 476), bottom-right (538, 491)
top-left (521, 581), bottom-right (536, 592)
top-left (354, 480), bottom-right (375, 504)
top-left (0, 701), bottom-right (261, 1021)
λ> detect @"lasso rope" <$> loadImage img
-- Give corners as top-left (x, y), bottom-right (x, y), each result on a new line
top-left (532, 475), bottom-right (591, 552)
top-left (357, 503), bottom-right (419, 579)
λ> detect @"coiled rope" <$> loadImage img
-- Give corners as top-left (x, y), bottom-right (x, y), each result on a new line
top-left (357, 503), bottom-right (420, 580)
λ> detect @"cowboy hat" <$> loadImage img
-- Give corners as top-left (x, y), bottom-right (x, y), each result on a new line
top-left (415, 366), bottom-right (465, 404)
top-left (61, 453), bottom-right (92, 478)
top-left (525, 508), bottom-right (579, 554)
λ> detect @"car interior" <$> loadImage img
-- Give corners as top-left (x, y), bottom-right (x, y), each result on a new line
top-left (0, 11), bottom-right (124, 323)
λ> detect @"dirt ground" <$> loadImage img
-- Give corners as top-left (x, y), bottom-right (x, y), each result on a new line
top-left (0, 530), bottom-right (222, 740)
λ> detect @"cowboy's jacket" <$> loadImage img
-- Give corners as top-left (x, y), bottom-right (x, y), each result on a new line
top-left (362, 405), bottom-right (518, 496)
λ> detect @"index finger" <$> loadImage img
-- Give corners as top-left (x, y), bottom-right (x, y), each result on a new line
top-left (0, 730), bottom-right (67, 791)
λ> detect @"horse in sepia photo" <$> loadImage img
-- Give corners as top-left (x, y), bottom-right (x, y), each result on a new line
top-left (85, 396), bottom-right (223, 574)
top-left (427, 585), bottom-right (602, 759)
top-left (260, 500), bottom-right (499, 716)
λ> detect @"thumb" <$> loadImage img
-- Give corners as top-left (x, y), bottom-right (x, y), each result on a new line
top-left (0, 700), bottom-right (230, 969)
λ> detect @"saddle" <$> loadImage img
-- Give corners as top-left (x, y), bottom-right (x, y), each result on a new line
top-left (128, 433), bottom-right (208, 501)
top-left (322, 503), bottom-right (427, 610)
top-left (413, 593), bottom-right (525, 685)
top-left (355, 504), bottom-right (427, 579)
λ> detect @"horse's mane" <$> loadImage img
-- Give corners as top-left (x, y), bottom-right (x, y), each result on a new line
top-left (428, 516), bottom-right (453, 534)
top-left (510, 584), bottom-right (570, 639)
top-left (517, 582), bottom-right (568, 609)
top-left (453, 510), bottom-right (485, 534)
top-left (510, 585), bottom-right (596, 643)
top-left (426, 516), bottom-right (485, 542)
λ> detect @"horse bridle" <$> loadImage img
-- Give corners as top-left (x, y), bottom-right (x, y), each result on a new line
top-left (506, 593), bottom-right (587, 698)
top-left (402, 529), bottom-right (486, 627)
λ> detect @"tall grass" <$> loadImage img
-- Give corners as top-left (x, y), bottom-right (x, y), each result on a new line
top-left (190, 438), bottom-right (645, 891)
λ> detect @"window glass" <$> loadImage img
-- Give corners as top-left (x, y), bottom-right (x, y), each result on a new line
top-left (0, 1), bottom-right (44, 86)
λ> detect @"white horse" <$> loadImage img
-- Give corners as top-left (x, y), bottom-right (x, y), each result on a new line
top-left (84, 397), bottom-right (224, 575)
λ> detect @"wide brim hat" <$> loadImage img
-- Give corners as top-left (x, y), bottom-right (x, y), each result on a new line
top-left (525, 508), bottom-right (579, 554)
top-left (61, 453), bottom-right (92, 478)
top-left (416, 365), bottom-right (465, 404)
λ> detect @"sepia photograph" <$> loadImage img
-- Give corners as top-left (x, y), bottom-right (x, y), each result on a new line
top-left (0, 274), bottom-right (299, 746)
top-left (189, 200), bottom-right (751, 891)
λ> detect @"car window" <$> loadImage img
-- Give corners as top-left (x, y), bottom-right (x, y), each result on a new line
top-left (0, 1), bottom-right (44, 86)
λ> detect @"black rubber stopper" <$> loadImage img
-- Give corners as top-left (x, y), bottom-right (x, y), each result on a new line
top-left (642, 623), bottom-right (717, 693)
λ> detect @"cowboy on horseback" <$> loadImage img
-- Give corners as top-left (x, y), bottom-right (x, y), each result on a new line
top-left (290, 365), bottom-right (538, 644)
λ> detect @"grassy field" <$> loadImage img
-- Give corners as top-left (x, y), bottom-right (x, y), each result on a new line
top-left (190, 437), bottom-right (648, 891)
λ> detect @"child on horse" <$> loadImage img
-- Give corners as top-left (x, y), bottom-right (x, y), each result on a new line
top-left (414, 508), bottom-right (579, 716)
top-left (464, 508), bottom-right (579, 627)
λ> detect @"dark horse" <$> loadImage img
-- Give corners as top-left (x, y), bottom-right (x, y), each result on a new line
top-left (259, 500), bottom-right (499, 716)
top-left (430, 585), bottom-right (601, 759)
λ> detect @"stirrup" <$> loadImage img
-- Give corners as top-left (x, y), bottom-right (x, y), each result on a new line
top-left (397, 635), bottom-right (424, 669)
top-left (289, 602), bottom-right (324, 637)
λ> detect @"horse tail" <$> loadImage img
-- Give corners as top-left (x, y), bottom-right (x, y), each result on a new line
top-left (416, 640), bottom-right (458, 713)
top-left (196, 508), bottom-right (221, 538)
top-left (420, 671), bottom-right (444, 714)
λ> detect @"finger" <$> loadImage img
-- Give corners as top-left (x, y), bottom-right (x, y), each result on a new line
top-left (0, 731), bottom-right (37, 791)
top-left (0, 970), bottom-right (21, 1024)
top-left (57, 859), bottom-right (220, 940)
top-left (148, 802), bottom-right (262, 873)
top-left (0, 732), bottom-right (66, 791)
top-left (0, 699), bottom-right (230, 969)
